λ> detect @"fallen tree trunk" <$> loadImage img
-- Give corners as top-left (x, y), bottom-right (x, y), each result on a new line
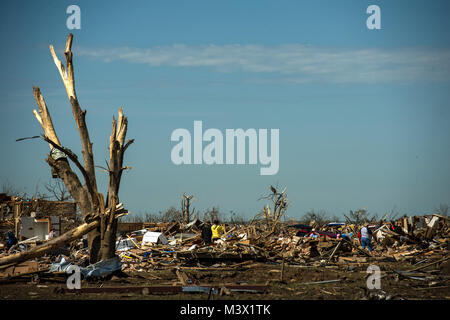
top-left (0, 220), bottom-right (99, 267)
top-left (0, 203), bottom-right (128, 267)
top-left (0, 204), bottom-right (128, 267)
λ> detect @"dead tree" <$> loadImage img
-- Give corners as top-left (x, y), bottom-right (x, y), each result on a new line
top-left (181, 193), bottom-right (194, 224)
top-left (251, 185), bottom-right (288, 236)
top-left (343, 208), bottom-right (371, 240)
top-left (44, 179), bottom-right (72, 201)
top-left (203, 206), bottom-right (219, 224)
top-left (31, 34), bottom-right (133, 263)
top-left (266, 185), bottom-right (288, 232)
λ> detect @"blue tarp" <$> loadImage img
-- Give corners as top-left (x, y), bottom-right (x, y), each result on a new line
top-left (49, 256), bottom-right (122, 278)
top-left (341, 232), bottom-right (353, 240)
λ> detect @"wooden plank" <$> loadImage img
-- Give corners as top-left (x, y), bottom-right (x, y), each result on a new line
top-left (298, 279), bottom-right (341, 285)
top-left (175, 269), bottom-right (190, 285)
top-left (338, 256), bottom-right (367, 263)
top-left (406, 256), bottom-right (450, 273)
top-left (0, 261), bottom-right (39, 277)
top-left (126, 234), bottom-right (140, 249)
top-left (328, 240), bottom-right (342, 261)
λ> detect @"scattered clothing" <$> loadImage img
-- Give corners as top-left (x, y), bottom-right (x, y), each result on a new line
top-left (308, 233), bottom-right (319, 239)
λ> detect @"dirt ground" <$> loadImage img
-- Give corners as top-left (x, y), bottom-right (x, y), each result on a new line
top-left (1, 259), bottom-right (449, 301)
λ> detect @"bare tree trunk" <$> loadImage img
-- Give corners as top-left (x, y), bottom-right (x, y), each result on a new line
top-left (32, 34), bottom-right (133, 263)
top-left (99, 108), bottom-right (132, 260)
top-left (181, 194), bottom-right (194, 224)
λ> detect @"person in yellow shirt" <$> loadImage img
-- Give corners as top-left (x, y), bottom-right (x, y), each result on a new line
top-left (211, 220), bottom-right (225, 242)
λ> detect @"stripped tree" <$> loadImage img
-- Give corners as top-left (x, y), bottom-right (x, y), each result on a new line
top-left (32, 33), bottom-right (133, 263)
top-left (250, 185), bottom-right (289, 237)
top-left (181, 193), bottom-right (194, 224)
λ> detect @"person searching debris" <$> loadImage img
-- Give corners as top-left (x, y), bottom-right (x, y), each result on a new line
top-left (211, 220), bottom-right (225, 242)
top-left (360, 225), bottom-right (373, 253)
top-left (201, 221), bottom-right (212, 244)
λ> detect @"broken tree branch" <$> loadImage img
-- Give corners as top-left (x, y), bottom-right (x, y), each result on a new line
top-left (0, 220), bottom-right (97, 267)
top-left (42, 135), bottom-right (93, 194)
top-left (49, 34), bottom-right (99, 206)
top-left (32, 87), bottom-right (61, 149)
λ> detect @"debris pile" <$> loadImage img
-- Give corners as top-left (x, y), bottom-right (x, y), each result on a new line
top-left (0, 192), bottom-right (449, 298)
top-left (3, 213), bottom-right (448, 274)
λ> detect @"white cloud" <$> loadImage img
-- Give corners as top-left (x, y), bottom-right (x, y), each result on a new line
top-left (77, 44), bottom-right (450, 84)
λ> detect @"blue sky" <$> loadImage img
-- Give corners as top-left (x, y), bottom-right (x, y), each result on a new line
top-left (1, 0), bottom-right (449, 220)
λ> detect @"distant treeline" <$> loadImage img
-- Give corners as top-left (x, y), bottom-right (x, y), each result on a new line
top-left (119, 205), bottom-right (448, 225)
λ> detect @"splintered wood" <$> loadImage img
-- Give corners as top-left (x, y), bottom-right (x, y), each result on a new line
top-left (1, 206), bottom-right (449, 291)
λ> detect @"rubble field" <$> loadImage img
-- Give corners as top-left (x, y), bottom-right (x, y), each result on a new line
top-left (1, 213), bottom-right (449, 300)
